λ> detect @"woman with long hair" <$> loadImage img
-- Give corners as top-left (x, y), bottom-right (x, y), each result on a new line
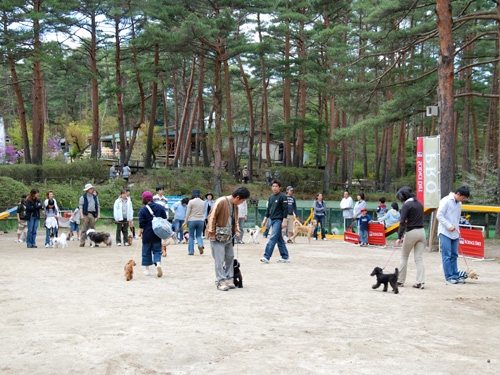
top-left (312, 193), bottom-right (327, 240)
top-left (25, 188), bottom-right (43, 248)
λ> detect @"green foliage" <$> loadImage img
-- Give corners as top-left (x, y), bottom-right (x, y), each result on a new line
top-left (0, 177), bottom-right (29, 208)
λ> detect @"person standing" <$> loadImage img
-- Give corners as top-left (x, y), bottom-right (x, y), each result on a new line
top-left (285, 186), bottom-right (299, 243)
top-left (313, 193), bottom-right (327, 241)
top-left (437, 186), bottom-right (470, 285)
top-left (207, 186), bottom-right (250, 291)
top-left (109, 163), bottom-right (117, 179)
top-left (358, 208), bottom-right (372, 246)
top-left (260, 179), bottom-right (290, 263)
top-left (25, 188), bottom-right (43, 248)
top-left (122, 163), bottom-right (131, 182)
top-left (68, 207), bottom-right (81, 241)
top-left (43, 190), bottom-right (60, 214)
top-left (242, 165), bottom-right (250, 184)
top-left (79, 183), bottom-right (101, 247)
top-left (153, 185), bottom-right (170, 253)
top-left (395, 186), bottom-right (426, 289)
top-left (113, 189), bottom-right (134, 246)
top-left (339, 191), bottom-right (354, 231)
top-left (171, 197), bottom-right (189, 243)
top-left (16, 194), bottom-right (28, 243)
top-left (236, 199), bottom-right (248, 244)
top-left (204, 192), bottom-right (215, 237)
top-left (44, 199), bottom-right (59, 248)
top-left (138, 191), bottom-right (167, 277)
top-left (353, 192), bottom-right (367, 230)
top-left (185, 189), bottom-right (205, 255)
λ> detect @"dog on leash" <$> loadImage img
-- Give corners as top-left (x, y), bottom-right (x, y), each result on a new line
top-left (246, 226), bottom-right (260, 244)
top-left (127, 234), bottom-right (133, 246)
top-left (233, 259), bottom-right (243, 288)
top-left (291, 219), bottom-right (317, 243)
top-left (458, 268), bottom-right (478, 280)
top-left (86, 229), bottom-right (112, 248)
top-left (52, 233), bottom-right (68, 248)
top-left (370, 267), bottom-right (399, 294)
top-left (124, 259), bottom-right (136, 281)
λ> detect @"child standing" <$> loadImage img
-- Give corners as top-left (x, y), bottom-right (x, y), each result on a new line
top-left (16, 194), bottom-right (28, 243)
top-left (358, 207), bottom-right (372, 247)
top-left (44, 199), bottom-right (59, 248)
top-left (69, 207), bottom-right (81, 241)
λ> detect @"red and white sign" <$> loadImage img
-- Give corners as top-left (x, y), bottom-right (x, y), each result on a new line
top-left (344, 229), bottom-right (359, 244)
top-left (459, 227), bottom-right (484, 259)
top-left (416, 136), bottom-right (440, 208)
top-left (368, 223), bottom-right (386, 246)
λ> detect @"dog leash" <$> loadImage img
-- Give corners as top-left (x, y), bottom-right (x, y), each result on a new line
top-left (382, 246), bottom-right (398, 270)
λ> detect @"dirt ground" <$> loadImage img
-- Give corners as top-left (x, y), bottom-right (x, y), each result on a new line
top-left (0, 229), bottom-right (499, 375)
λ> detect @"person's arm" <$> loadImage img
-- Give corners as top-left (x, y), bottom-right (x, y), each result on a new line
top-left (436, 199), bottom-right (455, 232)
top-left (396, 205), bottom-right (408, 243)
top-left (185, 202), bottom-right (192, 223)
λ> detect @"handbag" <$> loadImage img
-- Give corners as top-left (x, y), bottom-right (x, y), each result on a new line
top-left (146, 205), bottom-right (173, 240)
top-left (215, 198), bottom-right (233, 243)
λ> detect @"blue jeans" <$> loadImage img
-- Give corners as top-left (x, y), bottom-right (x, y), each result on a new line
top-left (188, 220), bottom-right (204, 254)
top-left (359, 229), bottom-right (368, 244)
top-left (263, 219), bottom-right (289, 260)
top-left (27, 217), bottom-right (39, 247)
top-left (141, 241), bottom-right (162, 266)
top-left (314, 215), bottom-right (326, 239)
top-left (174, 219), bottom-right (185, 242)
top-left (439, 234), bottom-right (459, 280)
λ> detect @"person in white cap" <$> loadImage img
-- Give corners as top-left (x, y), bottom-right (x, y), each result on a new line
top-left (285, 186), bottom-right (299, 243)
top-left (78, 183), bottom-right (100, 247)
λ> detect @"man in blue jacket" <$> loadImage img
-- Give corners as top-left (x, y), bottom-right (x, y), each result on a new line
top-left (260, 179), bottom-right (290, 263)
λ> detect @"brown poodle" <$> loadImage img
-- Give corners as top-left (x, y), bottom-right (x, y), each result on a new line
top-left (291, 219), bottom-right (317, 243)
top-left (124, 260), bottom-right (136, 281)
top-left (127, 234), bottom-right (133, 246)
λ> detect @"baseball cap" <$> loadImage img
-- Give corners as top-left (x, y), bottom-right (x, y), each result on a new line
top-left (286, 186), bottom-right (294, 191)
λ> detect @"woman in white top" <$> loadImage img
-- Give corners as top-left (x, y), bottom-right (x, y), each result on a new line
top-left (185, 189), bottom-right (205, 255)
top-left (353, 192), bottom-right (367, 229)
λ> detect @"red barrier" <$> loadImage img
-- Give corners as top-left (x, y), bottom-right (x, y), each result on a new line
top-left (344, 229), bottom-right (359, 244)
top-left (459, 227), bottom-right (484, 259)
top-left (368, 223), bottom-right (386, 246)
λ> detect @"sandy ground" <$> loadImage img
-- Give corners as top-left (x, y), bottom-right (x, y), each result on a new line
top-left (1, 228), bottom-right (500, 375)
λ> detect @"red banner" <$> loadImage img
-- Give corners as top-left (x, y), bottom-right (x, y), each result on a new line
top-left (459, 228), bottom-right (484, 259)
top-left (368, 223), bottom-right (386, 246)
top-left (344, 230), bottom-right (359, 244)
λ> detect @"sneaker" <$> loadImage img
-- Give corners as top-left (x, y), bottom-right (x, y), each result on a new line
top-left (117, 243), bottom-right (121, 246)
top-left (198, 245), bottom-right (204, 255)
top-left (217, 282), bottom-right (229, 291)
top-left (45, 244), bottom-right (49, 248)
top-left (397, 282), bottom-right (404, 287)
top-left (226, 281), bottom-right (236, 289)
top-left (133, 236), bottom-right (138, 240)
top-left (313, 238), bottom-right (317, 241)
top-left (446, 278), bottom-right (458, 284)
top-left (77, 237), bottom-right (81, 241)
top-left (322, 238), bottom-right (327, 241)
top-left (277, 258), bottom-right (290, 263)
top-left (17, 239), bottom-right (23, 243)
top-left (287, 239), bottom-right (293, 244)
top-left (157, 266), bottom-right (163, 278)
top-left (412, 283), bottom-right (425, 289)
top-left (143, 269), bottom-right (150, 276)
top-left (260, 257), bottom-right (269, 263)
top-left (457, 279), bottom-right (465, 284)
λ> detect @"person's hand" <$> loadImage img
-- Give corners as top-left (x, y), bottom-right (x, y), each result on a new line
top-left (395, 239), bottom-right (402, 246)
top-left (450, 226), bottom-right (456, 232)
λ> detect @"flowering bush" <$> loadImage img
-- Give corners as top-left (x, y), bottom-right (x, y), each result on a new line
top-left (1, 145), bottom-right (22, 164)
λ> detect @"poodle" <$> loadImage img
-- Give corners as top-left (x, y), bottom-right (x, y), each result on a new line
top-left (370, 267), bottom-right (399, 294)
top-left (124, 259), bottom-right (136, 281)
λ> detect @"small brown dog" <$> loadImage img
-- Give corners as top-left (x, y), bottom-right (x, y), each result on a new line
top-left (291, 219), bottom-right (317, 243)
top-left (127, 234), bottom-right (133, 246)
top-left (124, 260), bottom-right (136, 281)
top-left (466, 268), bottom-right (478, 279)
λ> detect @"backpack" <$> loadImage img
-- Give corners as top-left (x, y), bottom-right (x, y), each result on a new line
top-left (145, 205), bottom-right (173, 240)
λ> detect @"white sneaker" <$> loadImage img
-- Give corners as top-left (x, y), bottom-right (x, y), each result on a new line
top-left (45, 244), bottom-right (49, 248)
top-left (322, 238), bottom-right (327, 241)
top-left (143, 269), bottom-right (150, 276)
top-left (117, 243), bottom-right (121, 246)
top-left (277, 258), bottom-right (290, 263)
top-left (260, 257), bottom-right (269, 263)
top-left (124, 243), bottom-right (129, 246)
top-left (313, 238), bottom-right (317, 241)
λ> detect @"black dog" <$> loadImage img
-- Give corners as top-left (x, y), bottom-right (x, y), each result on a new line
top-left (233, 259), bottom-right (243, 288)
top-left (370, 267), bottom-right (399, 294)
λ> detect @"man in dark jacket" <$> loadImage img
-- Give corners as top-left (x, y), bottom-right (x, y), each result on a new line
top-left (261, 179), bottom-right (290, 263)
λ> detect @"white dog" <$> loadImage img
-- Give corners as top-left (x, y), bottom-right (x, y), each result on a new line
top-left (246, 226), bottom-right (260, 244)
top-left (52, 233), bottom-right (68, 248)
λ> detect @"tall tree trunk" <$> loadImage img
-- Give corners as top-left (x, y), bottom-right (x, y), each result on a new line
top-left (31, 0), bottom-right (45, 165)
top-left (114, 16), bottom-right (125, 165)
top-left (159, 73), bottom-right (169, 167)
top-left (90, 10), bottom-right (100, 160)
top-left (196, 52), bottom-right (208, 168)
top-left (436, 0), bottom-right (455, 196)
top-left (258, 14), bottom-right (271, 168)
top-left (294, 17), bottom-right (306, 168)
top-left (223, 57), bottom-right (236, 176)
top-left (283, 14), bottom-right (292, 167)
top-left (145, 44), bottom-right (159, 170)
top-left (213, 51), bottom-right (223, 196)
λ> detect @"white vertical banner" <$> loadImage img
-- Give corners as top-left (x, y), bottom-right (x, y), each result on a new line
top-left (416, 136), bottom-right (440, 208)
top-left (0, 117), bottom-right (6, 164)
